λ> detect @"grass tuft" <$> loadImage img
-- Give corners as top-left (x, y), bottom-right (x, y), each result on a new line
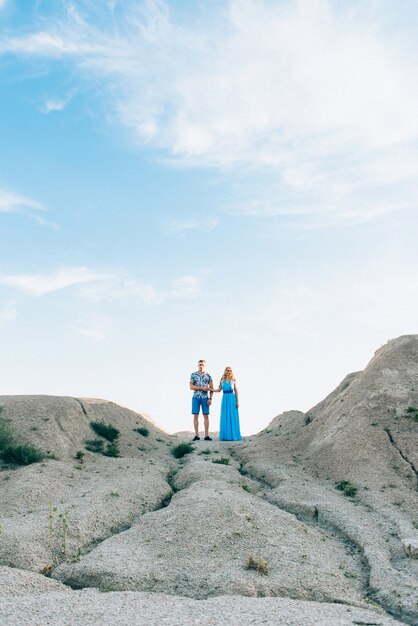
top-left (172, 442), bottom-right (194, 459)
top-left (405, 406), bottom-right (418, 422)
top-left (212, 457), bottom-right (230, 465)
top-left (0, 412), bottom-right (48, 466)
top-left (0, 417), bottom-right (15, 453)
top-left (103, 440), bottom-right (121, 457)
top-left (133, 427), bottom-right (150, 437)
top-left (85, 439), bottom-right (104, 453)
top-left (335, 480), bottom-right (358, 498)
top-left (90, 420), bottom-right (120, 442)
top-left (245, 553), bottom-right (268, 575)
top-left (305, 413), bottom-right (313, 425)
top-left (1, 443), bottom-right (47, 465)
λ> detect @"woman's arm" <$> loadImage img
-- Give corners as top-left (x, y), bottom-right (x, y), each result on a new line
top-left (234, 381), bottom-right (239, 408)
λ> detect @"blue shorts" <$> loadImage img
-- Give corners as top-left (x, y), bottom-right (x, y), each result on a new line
top-left (192, 396), bottom-right (210, 415)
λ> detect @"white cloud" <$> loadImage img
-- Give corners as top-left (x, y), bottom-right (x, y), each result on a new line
top-left (0, 187), bottom-right (59, 227)
top-left (79, 273), bottom-right (201, 306)
top-left (165, 216), bottom-right (219, 235)
top-left (0, 31), bottom-right (111, 57)
top-left (169, 275), bottom-right (199, 299)
top-left (77, 314), bottom-right (112, 342)
top-left (2, 1), bottom-right (418, 225)
top-left (44, 99), bottom-right (66, 112)
top-left (0, 267), bottom-right (112, 297)
top-left (0, 188), bottom-right (44, 213)
top-left (246, 258), bottom-right (418, 340)
top-left (0, 301), bottom-right (17, 325)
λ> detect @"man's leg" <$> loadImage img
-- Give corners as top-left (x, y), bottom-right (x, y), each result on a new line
top-left (192, 396), bottom-right (201, 440)
top-left (203, 414), bottom-right (209, 437)
top-left (203, 398), bottom-right (211, 439)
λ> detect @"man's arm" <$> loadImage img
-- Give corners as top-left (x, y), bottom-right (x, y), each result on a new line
top-left (190, 375), bottom-right (209, 392)
top-left (209, 379), bottom-right (214, 400)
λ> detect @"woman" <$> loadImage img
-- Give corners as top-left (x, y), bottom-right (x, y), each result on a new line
top-left (212, 366), bottom-right (242, 441)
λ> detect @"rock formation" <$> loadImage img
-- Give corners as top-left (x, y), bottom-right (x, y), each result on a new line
top-left (0, 336), bottom-right (417, 625)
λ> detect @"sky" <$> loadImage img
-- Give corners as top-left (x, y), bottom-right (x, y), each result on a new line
top-left (0, 0), bottom-right (417, 435)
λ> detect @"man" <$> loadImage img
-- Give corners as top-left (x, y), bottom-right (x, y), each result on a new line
top-left (190, 359), bottom-right (213, 441)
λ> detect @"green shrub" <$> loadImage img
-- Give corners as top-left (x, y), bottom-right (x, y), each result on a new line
top-left (172, 442), bottom-right (194, 459)
top-left (212, 457), bottom-right (230, 465)
top-left (305, 413), bottom-right (313, 425)
top-left (2, 444), bottom-right (47, 465)
top-left (90, 420), bottom-right (120, 442)
top-left (103, 441), bottom-right (121, 457)
top-left (74, 450), bottom-right (85, 461)
top-left (405, 406), bottom-right (418, 421)
top-left (133, 427), bottom-right (149, 437)
top-left (0, 414), bottom-right (48, 466)
top-left (85, 439), bottom-right (104, 453)
top-left (336, 480), bottom-right (358, 498)
top-left (0, 417), bottom-right (15, 453)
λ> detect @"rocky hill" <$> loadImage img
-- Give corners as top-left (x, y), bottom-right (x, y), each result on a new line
top-left (0, 336), bottom-right (417, 625)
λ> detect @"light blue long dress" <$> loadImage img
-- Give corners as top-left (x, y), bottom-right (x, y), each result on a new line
top-left (219, 379), bottom-right (242, 441)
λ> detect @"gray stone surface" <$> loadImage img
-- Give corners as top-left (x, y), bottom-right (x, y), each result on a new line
top-left (0, 566), bottom-right (70, 597)
top-left (0, 336), bottom-right (417, 625)
top-left (54, 455), bottom-right (366, 605)
top-left (0, 590), bottom-right (404, 626)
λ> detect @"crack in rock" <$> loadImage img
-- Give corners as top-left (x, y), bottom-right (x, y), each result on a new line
top-left (384, 427), bottom-right (418, 483)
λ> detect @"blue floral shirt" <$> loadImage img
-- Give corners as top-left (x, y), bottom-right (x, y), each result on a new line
top-left (190, 371), bottom-right (213, 398)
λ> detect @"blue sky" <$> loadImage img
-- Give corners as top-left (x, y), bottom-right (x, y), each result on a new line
top-left (1, 0), bottom-right (417, 435)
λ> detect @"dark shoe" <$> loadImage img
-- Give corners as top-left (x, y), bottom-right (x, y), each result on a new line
top-left (193, 435), bottom-right (200, 441)
top-left (204, 436), bottom-right (212, 441)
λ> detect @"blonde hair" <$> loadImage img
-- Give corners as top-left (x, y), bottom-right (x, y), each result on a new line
top-left (220, 366), bottom-right (235, 385)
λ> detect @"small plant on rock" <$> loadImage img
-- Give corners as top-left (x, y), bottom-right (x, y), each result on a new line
top-left (212, 457), bottom-right (230, 465)
top-left (47, 502), bottom-right (57, 545)
top-left (59, 511), bottom-right (69, 556)
top-left (133, 426), bottom-right (149, 437)
top-left (103, 440), bottom-right (121, 458)
top-left (246, 553), bottom-right (269, 575)
top-left (0, 414), bottom-right (48, 466)
top-left (1, 443), bottom-right (47, 465)
top-left (46, 503), bottom-right (71, 563)
top-left (0, 417), bottom-right (14, 454)
top-left (405, 406), bottom-right (418, 422)
top-left (85, 439), bottom-right (104, 453)
top-left (305, 413), bottom-right (314, 425)
top-left (90, 420), bottom-right (120, 442)
top-left (336, 480), bottom-right (358, 498)
top-left (172, 442), bottom-right (194, 459)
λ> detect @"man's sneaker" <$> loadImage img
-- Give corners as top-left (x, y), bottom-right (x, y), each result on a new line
top-left (193, 435), bottom-right (200, 441)
top-left (204, 436), bottom-right (212, 441)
